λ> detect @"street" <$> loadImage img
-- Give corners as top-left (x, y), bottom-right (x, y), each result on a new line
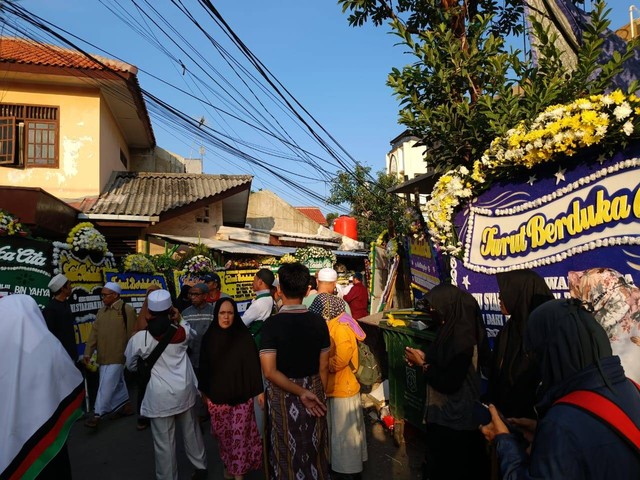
top-left (68, 405), bottom-right (426, 479)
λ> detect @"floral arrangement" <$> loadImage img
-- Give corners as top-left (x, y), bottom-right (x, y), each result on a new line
top-left (404, 207), bottom-right (427, 241)
top-left (0, 209), bottom-right (27, 236)
top-left (52, 240), bottom-right (115, 275)
top-left (426, 90), bottom-right (640, 256)
top-left (279, 253), bottom-right (297, 264)
top-left (150, 244), bottom-right (179, 272)
top-left (122, 253), bottom-right (155, 273)
top-left (184, 254), bottom-right (215, 275)
top-left (294, 246), bottom-right (336, 266)
top-left (371, 229), bottom-right (398, 256)
top-left (151, 253), bottom-right (179, 272)
top-left (260, 256), bottom-right (279, 265)
top-left (66, 222), bottom-right (108, 253)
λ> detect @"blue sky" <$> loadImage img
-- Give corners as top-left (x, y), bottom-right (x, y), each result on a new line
top-left (12, 0), bottom-right (407, 210)
top-left (6, 1), bottom-right (637, 210)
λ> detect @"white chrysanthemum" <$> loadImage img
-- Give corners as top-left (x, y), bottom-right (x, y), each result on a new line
top-left (623, 121), bottom-right (634, 136)
top-left (613, 102), bottom-right (632, 121)
top-left (601, 95), bottom-right (614, 105)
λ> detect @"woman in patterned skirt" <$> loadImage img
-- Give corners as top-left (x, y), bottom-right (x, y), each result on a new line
top-left (198, 298), bottom-right (263, 479)
top-left (260, 262), bottom-right (331, 479)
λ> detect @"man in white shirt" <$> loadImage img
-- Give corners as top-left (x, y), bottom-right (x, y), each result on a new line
top-left (243, 269), bottom-right (276, 342)
top-left (125, 290), bottom-right (207, 480)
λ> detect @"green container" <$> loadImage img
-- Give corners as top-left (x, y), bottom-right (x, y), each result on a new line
top-left (379, 320), bottom-right (436, 432)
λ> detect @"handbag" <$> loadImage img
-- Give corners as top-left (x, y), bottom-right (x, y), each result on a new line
top-left (132, 323), bottom-right (179, 387)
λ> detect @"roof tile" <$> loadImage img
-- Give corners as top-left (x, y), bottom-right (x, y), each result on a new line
top-left (87, 172), bottom-right (252, 216)
top-left (295, 207), bottom-right (327, 226)
top-left (0, 37), bottom-right (136, 73)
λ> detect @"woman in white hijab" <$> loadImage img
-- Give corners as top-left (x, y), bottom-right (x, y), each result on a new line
top-left (0, 294), bottom-right (84, 479)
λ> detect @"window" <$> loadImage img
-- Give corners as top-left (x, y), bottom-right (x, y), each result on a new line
top-left (196, 207), bottom-right (210, 224)
top-left (0, 103), bottom-right (59, 168)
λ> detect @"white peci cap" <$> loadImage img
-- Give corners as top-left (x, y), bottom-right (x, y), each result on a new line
top-left (48, 274), bottom-right (68, 292)
top-left (317, 268), bottom-right (338, 282)
top-left (103, 281), bottom-right (122, 294)
top-left (148, 289), bottom-right (172, 312)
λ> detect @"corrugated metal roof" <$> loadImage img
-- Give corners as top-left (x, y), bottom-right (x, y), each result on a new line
top-left (152, 235), bottom-right (296, 256)
top-left (334, 250), bottom-right (368, 257)
top-left (87, 172), bottom-right (252, 216)
top-left (153, 234), bottom-right (367, 257)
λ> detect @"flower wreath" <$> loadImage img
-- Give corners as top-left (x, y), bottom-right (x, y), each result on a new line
top-left (122, 253), bottom-right (155, 273)
top-left (0, 209), bottom-right (27, 236)
top-left (294, 246), bottom-right (337, 266)
top-left (66, 222), bottom-right (108, 253)
top-left (426, 90), bottom-right (640, 257)
top-left (184, 254), bottom-right (215, 275)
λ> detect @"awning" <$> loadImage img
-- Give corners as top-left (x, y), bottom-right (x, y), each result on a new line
top-left (334, 250), bottom-right (368, 257)
top-left (387, 171), bottom-right (437, 195)
top-left (151, 234), bottom-right (367, 258)
top-left (0, 186), bottom-right (80, 239)
top-left (151, 234), bottom-right (296, 256)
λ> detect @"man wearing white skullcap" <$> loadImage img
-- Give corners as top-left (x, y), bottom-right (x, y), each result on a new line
top-left (43, 274), bottom-right (76, 361)
top-left (125, 289), bottom-right (208, 479)
top-left (83, 281), bottom-right (136, 428)
top-left (304, 268), bottom-right (351, 315)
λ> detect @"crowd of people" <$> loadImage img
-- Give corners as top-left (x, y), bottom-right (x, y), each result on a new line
top-left (2, 262), bottom-right (640, 480)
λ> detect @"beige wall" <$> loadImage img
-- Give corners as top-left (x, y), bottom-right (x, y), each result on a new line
top-left (247, 190), bottom-right (323, 234)
top-left (146, 201), bottom-right (223, 238)
top-left (130, 146), bottom-right (186, 173)
top-left (99, 96), bottom-right (131, 192)
top-left (0, 83), bottom-right (104, 200)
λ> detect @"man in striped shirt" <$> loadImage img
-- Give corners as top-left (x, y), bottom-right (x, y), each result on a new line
top-left (182, 283), bottom-right (214, 374)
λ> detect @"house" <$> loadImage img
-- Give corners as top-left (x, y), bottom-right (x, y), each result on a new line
top-left (295, 207), bottom-right (327, 227)
top-left (0, 37), bottom-right (252, 251)
top-left (386, 130), bottom-right (430, 183)
top-left (385, 130), bottom-right (435, 208)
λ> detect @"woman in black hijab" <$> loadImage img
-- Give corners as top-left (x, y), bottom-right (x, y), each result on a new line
top-left (482, 299), bottom-right (640, 479)
top-left (405, 283), bottom-right (490, 480)
top-left (488, 269), bottom-right (553, 419)
top-left (198, 298), bottom-right (264, 479)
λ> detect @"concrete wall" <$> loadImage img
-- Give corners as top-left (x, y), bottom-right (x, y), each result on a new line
top-left (247, 190), bottom-right (323, 234)
top-left (146, 200), bottom-right (222, 238)
top-left (130, 146), bottom-right (187, 173)
top-left (0, 83), bottom-right (103, 200)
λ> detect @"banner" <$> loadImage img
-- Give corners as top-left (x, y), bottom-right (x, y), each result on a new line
top-left (174, 269), bottom-right (256, 314)
top-left (103, 271), bottom-right (168, 296)
top-left (452, 147), bottom-right (640, 343)
top-left (407, 236), bottom-right (441, 292)
top-left (0, 236), bottom-right (53, 308)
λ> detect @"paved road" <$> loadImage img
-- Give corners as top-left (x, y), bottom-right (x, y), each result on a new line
top-left (68, 409), bottom-right (426, 479)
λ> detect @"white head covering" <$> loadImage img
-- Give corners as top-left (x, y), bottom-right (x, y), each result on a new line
top-left (0, 295), bottom-right (83, 477)
top-left (48, 274), bottom-right (68, 292)
top-left (148, 289), bottom-right (172, 312)
top-left (103, 281), bottom-right (122, 294)
top-left (317, 268), bottom-right (338, 282)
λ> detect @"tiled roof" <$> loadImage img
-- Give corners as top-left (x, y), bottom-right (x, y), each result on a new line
top-left (295, 207), bottom-right (327, 226)
top-left (87, 172), bottom-right (252, 216)
top-left (0, 37), bottom-right (136, 73)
